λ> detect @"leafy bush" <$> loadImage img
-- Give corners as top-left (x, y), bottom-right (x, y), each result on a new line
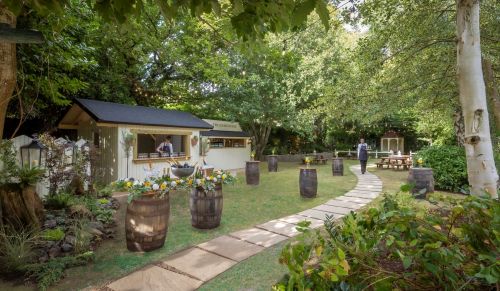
top-left (23, 252), bottom-right (94, 291)
top-left (275, 192), bottom-right (500, 290)
top-left (41, 228), bottom-right (65, 241)
top-left (415, 145), bottom-right (468, 192)
top-left (0, 227), bottom-right (38, 273)
top-left (97, 185), bottom-right (114, 198)
top-left (44, 192), bottom-right (74, 209)
top-left (18, 166), bottom-right (45, 188)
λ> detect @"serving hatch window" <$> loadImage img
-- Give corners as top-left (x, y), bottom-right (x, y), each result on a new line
top-left (209, 138), bottom-right (246, 148)
top-left (135, 133), bottom-right (188, 159)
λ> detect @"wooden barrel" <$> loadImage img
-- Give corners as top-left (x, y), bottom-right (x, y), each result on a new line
top-left (332, 158), bottom-right (344, 176)
top-left (190, 184), bottom-right (223, 229)
top-left (267, 155), bottom-right (278, 172)
top-left (125, 192), bottom-right (170, 252)
top-left (299, 168), bottom-right (317, 198)
top-left (407, 168), bottom-right (435, 199)
top-left (246, 161), bottom-right (260, 185)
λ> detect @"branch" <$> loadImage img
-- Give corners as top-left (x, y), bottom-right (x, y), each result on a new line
top-left (198, 16), bottom-right (235, 46)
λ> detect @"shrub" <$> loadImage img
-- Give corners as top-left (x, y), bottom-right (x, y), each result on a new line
top-left (44, 192), bottom-right (74, 209)
top-left (414, 145), bottom-right (468, 192)
top-left (23, 251), bottom-right (94, 291)
top-left (69, 219), bottom-right (92, 254)
top-left (0, 226), bottom-right (38, 273)
top-left (275, 192), bottom-right (500, 290)
top-left (41, 228), bottom-right (65, 241)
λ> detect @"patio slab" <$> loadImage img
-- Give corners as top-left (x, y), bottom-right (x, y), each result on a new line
top-left (336, 195), bottom-right (373, 204)
top-left (257, 220), bottom-right (301, 237)
top-left (325, 199), bottom-right (365, 209)
top-left (298, 209), bottom-right (342, 221)
top-left (197, 235), bottom-right (264, 262)
top-left (160, 247), bottom-right (236, 282)
top-left (230, 228), bottom-right (288, 247)
top-left (107, 265), bottom-right (202, 291)
top-left (278, 214), bottom-right (324, 228)
top-left (313, 204), bottom-right (354, 215)
top-left (346, 192), bottom-right (379, 199)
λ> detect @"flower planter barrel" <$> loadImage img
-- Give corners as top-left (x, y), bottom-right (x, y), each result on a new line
top-left (332, 158), bottom-right (344, 176)
top-left (267, 155), bottom-right (278, 172)
top-left (299, 168), bottom-right (317, 198)
top-left (246, 161), bottom-right (260, 185)
top-left (407, 168), bottom-right (435, 199)
top-left (125, 193), bottom-right (170, 252)
top-left (190, 184), bottom-right (223, 229)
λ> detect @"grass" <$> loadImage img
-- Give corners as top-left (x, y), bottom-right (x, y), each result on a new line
top-left (47, 161), bottom-right (357, 290)
top-left (199, 241), bottom-right (288, 291)
top-left (197, 162), bottom-right (468, 290)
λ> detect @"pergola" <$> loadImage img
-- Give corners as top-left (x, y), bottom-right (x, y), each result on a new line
top-left (380, 130), bottom-right (404, 153)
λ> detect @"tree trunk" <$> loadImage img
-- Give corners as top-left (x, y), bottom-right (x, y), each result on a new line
top-left (453, 109), bottom-right (465, 146)
top-left (0, 4), bottom-right (17, 139)
top-left (482, 58), bottom-right (500, 133)
top-left (456, 0), bottom-right (498, 198)
top-left (249, 123), bottom-right (272, 160)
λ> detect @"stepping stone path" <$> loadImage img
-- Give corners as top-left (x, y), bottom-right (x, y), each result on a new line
top-left (105, 165), bottom-right (382, 291)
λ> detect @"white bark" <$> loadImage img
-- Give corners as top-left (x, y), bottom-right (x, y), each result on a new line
top-left (456, 0), bottom-right (498, 198)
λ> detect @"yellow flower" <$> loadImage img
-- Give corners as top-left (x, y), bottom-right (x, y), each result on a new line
top-left (417, 158), bottom-right (423, 164)
top-left (160, 183), bottom-right (167, 190)
top-left (222, 174), bottom-right (227, 180)
top-left (144, 181), bottom-right (151, 187)
top-left (126, 181), bottom-right (132, 188)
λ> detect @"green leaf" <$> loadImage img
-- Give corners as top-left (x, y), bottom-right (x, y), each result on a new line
top-left (402, 256), bottom-right (412, 269)
top-left (337, 248), bottom-right (346, 260)
top-left (315, 0), bottom-right (330, 30)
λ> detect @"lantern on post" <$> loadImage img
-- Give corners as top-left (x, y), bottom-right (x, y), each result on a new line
top-left (20, 136), bottom-right (47, 168)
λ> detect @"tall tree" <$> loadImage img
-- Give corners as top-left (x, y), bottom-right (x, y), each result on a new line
top-left (456, 0), bottom-right (498, 197)
top-left (0, 3), bottom-right (16, 139)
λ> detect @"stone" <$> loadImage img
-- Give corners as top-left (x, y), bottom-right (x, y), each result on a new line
top-left (298, 209), bottom-right (342, 221)
top-left (324, 199), bottom-right (365, 209)
top-left (89, 221), bottom-right (104, 232)
top-left (256, 220), bottom-right (300, 237)
top-left (230, 228), bottom-right (288, 247)
top-left (65, 235), bottom-right (76, 245)
top-left (313, 204), bottom-right (354, 215)
top-left (48, 246), bottom-right (62, 258)
top-left (61, 243), bottom-right (73, 252)
top-left (44, 219), bottom-right (57, 229)
top-left (197, 235), bottom-right (264, 262)
top-left (345, 192), bottom-right (378, 199)
top-left (160, 248), bottom-right (236, 282)
top-left (107, 265), bottom-right (202, 291)
top-left (87, 227), bottom-right (104, 237)
top-left (278, 215), bottom-right (324, 229)
top-left (38, 253), bottom-right (49, 263)
top-left (336, 195), bottom-right (373, 204)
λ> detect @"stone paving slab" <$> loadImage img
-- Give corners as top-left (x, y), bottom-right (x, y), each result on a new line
top-left (278, 214), bottom-right (324, 228)
top-left (298, 209), bottom-right (342, 221)
top-left (348, 190), bottom-right (380, 196)
top-left (257, 220), bottom-right (300, 237)
top-left (336, 195), bottom-right (373, 204)
top-left (313, 204), bottom-right (355, 215)
top-left (325, 199), bottom-right (365, 209)
top-left (107, 265), bottom-right (202, 291)
top-left (197, 235), bottom-right (264, 262)
top-left (231, 228), bottom-right (288, 247)
top-left (346, 192), bottom-right (379, 199)
top-left (355, 185), bottom-right (382, 190)
top-left (160, 247), bottom-right (236, 282)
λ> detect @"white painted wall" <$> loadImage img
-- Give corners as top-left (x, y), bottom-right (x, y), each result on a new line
top-left (204, 144), bottom-right (251, 170)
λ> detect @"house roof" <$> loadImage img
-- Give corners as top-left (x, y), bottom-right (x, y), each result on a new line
top-left (201, 130), bottom-right (250, 138)
top-left (68, 98), bottom-right (213, 129)
top-left (382, 130), bottom-right (401, 138)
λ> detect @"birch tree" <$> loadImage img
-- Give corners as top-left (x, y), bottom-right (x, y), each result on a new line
top-left (456, 0), bottom-right (498, 197)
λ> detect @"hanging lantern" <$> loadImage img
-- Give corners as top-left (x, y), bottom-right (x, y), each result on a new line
top-left (20, 136), bottom-right (47, 168)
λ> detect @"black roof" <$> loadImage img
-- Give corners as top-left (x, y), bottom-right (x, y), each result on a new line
top-left (201, 130), bottom-right (250, 138)
top-left (74, 98), bottom-right (213, 129)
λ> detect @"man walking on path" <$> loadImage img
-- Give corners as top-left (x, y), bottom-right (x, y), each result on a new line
top-left (357, 138), bottom-right (368, 174)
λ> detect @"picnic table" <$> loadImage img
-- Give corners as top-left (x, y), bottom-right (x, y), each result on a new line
top-left (376, 155), bottom-right (412, 170)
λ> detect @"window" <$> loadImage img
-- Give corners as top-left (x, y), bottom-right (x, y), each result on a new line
top-left (135, 133), bottom-right (189, 160)
top-left (209, 138), bottom-right (246, 148)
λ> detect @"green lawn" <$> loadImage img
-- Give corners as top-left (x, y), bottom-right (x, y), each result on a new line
top-left (43, 161), bottom-right (357, 290)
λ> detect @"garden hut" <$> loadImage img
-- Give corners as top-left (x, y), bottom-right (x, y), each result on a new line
top-left (58, 98), bottom-right (213, 183)
top-left (380, 130), bottom-right (404, 153)
top-left (201, 119), bottom-right (251, 170)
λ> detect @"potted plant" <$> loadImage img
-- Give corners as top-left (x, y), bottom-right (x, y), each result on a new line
top-left (267, 148), bottom-right (278, 172)
top-left (246, 151), bottom-right (260, 185)
top-left (300, 157), bottom-right (317, 198)
top-left (125, 177), bottom-right (182, 252)
top-left (186, 169), bottom-right (236, 229)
